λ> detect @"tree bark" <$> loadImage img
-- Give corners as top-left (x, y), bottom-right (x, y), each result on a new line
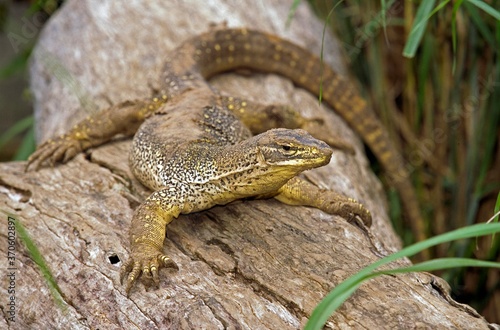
top-left (0, 0), bottom-right (494, 329)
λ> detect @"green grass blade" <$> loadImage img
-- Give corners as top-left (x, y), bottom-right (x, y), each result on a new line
top-left (0, 116), bottom-right (33, 151)
top-left (315, 257), bottom-right (500, 318)
top-left (491, 193), bottom-right (500, 242)
top-left (4, 212), bottom-right (66, 310)
top-left (466, 0), bottom-right (500, 20)
top-left (286, 0), bottom-right (301, 28)
top-left (305, 257), bottom-right (499, 330)
top-left (403, 0), bottom-right (438, 58)
top-left (0, 48), bottom-right (32, 79)
top-left (494, 193), bottom-right (500, 224)
top-left (381, 0), bottom-right (387, 30)
top-left (451, 0), bottom-right (464, 72)
top-left (13, 124), bottom-right (35, 161)
top-left (463, 1), bottom-right (496, 46)
top-left (304, 222), bottom-right (500, 330)
top-left (318, 1), bottom-right (344, 104)
top-left (375, 258), bottom-right (500, 275)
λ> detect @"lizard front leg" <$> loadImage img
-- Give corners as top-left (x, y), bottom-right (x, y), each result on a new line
top-left (26, 95), bottom-right (168, 171)
top-left (274, 176), bottom-right (372, 227)
top-left (120, 189), bottom-right (181, 295)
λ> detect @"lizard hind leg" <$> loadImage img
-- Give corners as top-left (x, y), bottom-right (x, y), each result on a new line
top-left (220, 95), bottom-right (305, 134)
top-left (220, 95), bottom-right (355, 154)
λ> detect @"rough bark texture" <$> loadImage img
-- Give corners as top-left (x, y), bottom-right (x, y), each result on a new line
top-left (0, 0), bottom-right (494, 329)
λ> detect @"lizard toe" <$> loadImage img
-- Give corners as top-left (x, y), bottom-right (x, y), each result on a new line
top-left (123, 261), bottom-right (142, 296)
top-left (360, 208), bottom-right (372, 227)
top-left (343, 201), bottom-right (372, 227)
top-left (26, 134), bottom-right (84, 171)
top-left (160, 255), bottom-right (179, 270)
top-left (120, 249), bottom-right (178, 295)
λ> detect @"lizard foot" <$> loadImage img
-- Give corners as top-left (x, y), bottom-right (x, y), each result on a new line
top-left (26, 134), bottom-right (83, 171)
top-left (120, 244), bottom-right (179, 296)
top-left (324, 197), bottom-right (372, 227)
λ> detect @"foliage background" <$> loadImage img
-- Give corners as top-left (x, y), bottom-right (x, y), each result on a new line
top-left (308, 0), bottom-right (499, 322)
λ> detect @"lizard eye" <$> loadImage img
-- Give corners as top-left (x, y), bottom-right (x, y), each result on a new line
top-left (279, 144), bottom-right (297, 155)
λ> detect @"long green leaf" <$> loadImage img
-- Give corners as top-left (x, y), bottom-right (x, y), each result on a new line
top-left (309, 257), bottom-right (500, 317)
top-left (0, 47), bottom-right (32, 79)
top-left (467, 0), bottom-right (500, 20)
top-left (0, 116), bottom-right (33, 151)
top-left (451, 0), bottom-right (464, 72)
top-left (3, 212), bottom-right (66, 310)
top-left (403, 0), bottom-right (438, 58)
top-left (375, 258), bottom-right (500, 274)
top-left (463, 1), bottom-right (495, 46)
top-left (494, 193), bottom-right (500, 224)
top-left (305, 223), bottom-right (500, 330)
top-left (321, 257), bottom-right (500, 307)
top-left (13, 124), bottom-right (35, 161)
top-left (286, 0), bottom-right (302, 28)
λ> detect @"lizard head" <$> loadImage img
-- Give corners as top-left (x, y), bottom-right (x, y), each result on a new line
top-left (254, 128), bottom-right (332, 176)
top-left (217, 128), bottom-right (333, 198)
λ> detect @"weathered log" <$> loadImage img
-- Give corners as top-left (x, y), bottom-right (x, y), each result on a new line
top-left (0, 0), bottom-right (494, 329)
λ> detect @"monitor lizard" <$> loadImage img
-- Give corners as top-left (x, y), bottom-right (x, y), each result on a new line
top-left (26, 28), bottom-right (422, 294)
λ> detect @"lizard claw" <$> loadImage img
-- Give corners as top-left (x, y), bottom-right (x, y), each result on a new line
top-left (26, 134), bottom-right (83, 172)
top-left (321, 197), bottom-right (372, 227)
top-left (120, 246), bottom-right (179, 296)
top-left (333, 198), bottom-right (372, 227)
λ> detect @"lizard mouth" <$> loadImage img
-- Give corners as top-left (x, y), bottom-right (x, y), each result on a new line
top-left (256, 128), bottom-right (333, 169)
top-left (268, 147), bottom-right (332, 168)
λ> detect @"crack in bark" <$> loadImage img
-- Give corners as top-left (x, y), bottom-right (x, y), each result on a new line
top-left (232, 270), bottom-right (306, 325)
top-left (202, 296), bottom-right (243, 330)
top-left (167, 212), bottom-right (308, 326)
top-left (0, 178), bottom-right (32, 204)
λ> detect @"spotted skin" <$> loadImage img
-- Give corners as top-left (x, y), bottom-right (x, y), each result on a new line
top-left (27, 28), bottom-right (422, 294)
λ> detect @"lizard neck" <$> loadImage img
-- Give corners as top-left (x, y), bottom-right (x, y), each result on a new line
top-left (212, 140), bottom-right (288, 197)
